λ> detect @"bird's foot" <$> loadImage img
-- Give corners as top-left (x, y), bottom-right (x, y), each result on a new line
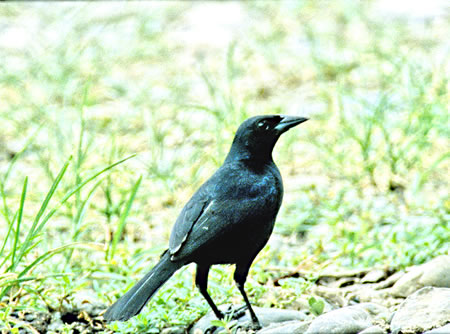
top-left (223, 304), bottom-right (248, 320)
top-left (205, 307), bottom-right (246, 334)
top-left (224, 306), bottom-right (263, 332)
top-left (249, 320), bottom-right (262, 331)
top-left (234, 320), bottom-right (262, 333)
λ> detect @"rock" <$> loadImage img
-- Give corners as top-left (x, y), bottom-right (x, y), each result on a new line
top-left (352, 287), bottom-right (392, 305)
top-left (391, 256), bottom-right (450, 297)
top-left (390, 269), bottom-right (422, 298)
top-left (423, 324), bottom-right (450, 334)
top-left (47, 312), bottom-right (64, 333)
top-left (9, 311), bottom-right (51, 334)
top-left (257, 320), bottom-right (311, 334)
top-left (234, 307), bottom-right (309, 326)
top-left (373, 271), bottom-right (404, 290)
top-left (356, 303), bottom-right (390, 322)
top-left (161, 327), bottom-right (186, 334)
top-left (71, 290), bottom-right (105, 316)
top-left (390, 287), bottom-right (450, 334)
top-left (419, 256), bottom-right (450, 287)
top-left (358, 325), bottom-right (387, 334)
top-left (361, 269), bottom-right (387, 284)
top-left (305, 303), bottom-right (387, 334)
top-left (190, 306), bottom-right (309, 334)
top-left (310, 285), bottom-right (346, 308)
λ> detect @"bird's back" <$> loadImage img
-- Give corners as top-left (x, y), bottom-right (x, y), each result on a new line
top-left (168, 159), bottom-right (284, 265)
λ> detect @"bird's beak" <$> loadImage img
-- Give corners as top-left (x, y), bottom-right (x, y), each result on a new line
top-left (274, 115), bottom-right (309, 133)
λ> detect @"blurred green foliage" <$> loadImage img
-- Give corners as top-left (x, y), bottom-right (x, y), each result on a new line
top-left (0, 1), bottom-right (448, 332)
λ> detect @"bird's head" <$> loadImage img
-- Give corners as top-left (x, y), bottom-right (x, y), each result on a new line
top-left (226, 115), bottom-right (309, 163)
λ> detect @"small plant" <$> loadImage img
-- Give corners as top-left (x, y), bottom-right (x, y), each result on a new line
top-left (0, 1), bottom-right (448, 332)
top-left (210, 316), bottom-right (239, 334)
top-left (308, 296), bottom-right (325, 316)
top-left (0, 154), bottom-right (135, 300)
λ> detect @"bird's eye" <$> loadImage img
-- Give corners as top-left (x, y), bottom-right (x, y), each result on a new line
top-left (257, 121), bottom-right (271, 130)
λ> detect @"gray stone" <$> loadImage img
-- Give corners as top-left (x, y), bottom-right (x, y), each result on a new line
top-left (373, 271), bottom-right (404, 290)
top-left (190, 306), bottom-right (309, 334)
top-left (71, 290), bottom-right (105, 316)
top-left (419, 256), bottom-right (450, 287)
top-left (358, 325), bottom-right (387, 334)
top-left (356, 303), bottom-right (390, 322)
top-left (238, 307), bottom-right (309, 326)
top-left (47, 313), bottom-right (64, 333)
top-left (390, 268), bottom-right (424, 297)
top-left (391, 256), bottom-right (450, 297)
top-left (361, 269), bottom-right (387, 284)
top-left (257, 320), bottom-right (312, 334)
top-left (423, 324), bottom-right (450, 334)
top-left (390, 287), bottom-right (450, 334)
top-left (305, 304), bottom-right (373, 334)
top-left (162, 327), bottom-right (186, 334)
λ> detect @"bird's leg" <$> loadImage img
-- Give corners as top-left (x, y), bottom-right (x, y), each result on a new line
top-left (234, 265), bottom-right (262, 330)
top-left (196, 264), bottom-right (224, 320)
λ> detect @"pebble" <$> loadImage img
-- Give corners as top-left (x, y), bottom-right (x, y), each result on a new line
top-left (358, 325), bottom-right (387, 334)
top-left (191, 306), bottom-right (309, 334)
top-left (390, 287), bottom-right (450, 334)
top-left (361, 269), bottom-right (387, 284)
top-left (257, 320), bottom-right (311, 334)
top-left (391, 256), bottom-right (450, 297)
top-left (161, 326), bottom-right (186, 334)
top-left (423, 323), bottom-right (450, 334)
top-left (305, 303), bottom-right (387, 334)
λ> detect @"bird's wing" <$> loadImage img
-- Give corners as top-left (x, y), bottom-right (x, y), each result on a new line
top-left (168, 195), bottom-right (210, 255)
top-left (168, 163), bottom-right (280, 261)
top-left (168, 195), bottom-right (257, 260)
top-left (168, 193), bottom-right (272, 262)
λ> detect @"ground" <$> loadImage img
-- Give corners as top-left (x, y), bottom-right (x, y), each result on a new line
top-left (0, 1), bottom-right (449, 333)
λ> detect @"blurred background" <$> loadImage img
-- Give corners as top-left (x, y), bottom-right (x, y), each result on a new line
top-left (0, 1), bottom-right (448, 332)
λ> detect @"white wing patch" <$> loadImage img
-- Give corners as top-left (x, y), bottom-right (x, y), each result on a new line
top-left (170, 200), bottom-right (214, 259)
top-left (196, 200), bottom-right (214, 229)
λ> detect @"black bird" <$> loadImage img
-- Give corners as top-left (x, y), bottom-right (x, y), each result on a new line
top-left (104, 115), bottom-right (308, 329)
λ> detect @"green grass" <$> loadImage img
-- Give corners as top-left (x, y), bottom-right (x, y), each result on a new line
top-left (0, 1), bottom-right (449, 333)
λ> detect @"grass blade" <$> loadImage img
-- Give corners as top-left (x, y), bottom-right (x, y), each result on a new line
top-left (0, 243), bottom-right (85, 299)
top-left (109, 175), bottom-right (142, 260)
top-left (36, 154), bottom-right (137, 237)
top-left (0, 211), bottom-right (17, 268)
top-left (10, 177), bottom-right (28, 268)
top-left (10, 159), bottom-right (71, 272)
top-left (0, 126), bottom-right (42, 225)
top-left (18, 243), bottom-right (81, 278)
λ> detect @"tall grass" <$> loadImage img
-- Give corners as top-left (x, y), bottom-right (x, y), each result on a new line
top-left (0, 154), bottom-right (135, 299)
top-left (0, 1), bottom-right (448, 332)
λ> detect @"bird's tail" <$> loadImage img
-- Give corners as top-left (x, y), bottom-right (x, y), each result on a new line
top-left (103, 250), bottom-right (182, 321)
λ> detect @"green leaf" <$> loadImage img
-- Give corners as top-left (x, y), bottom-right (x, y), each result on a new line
top-left (10, 177), bottom-right (28, 268)
top-left (109, 175), bottom-right (142, 260)
top-left (308, 296), bottom-right (325, 316)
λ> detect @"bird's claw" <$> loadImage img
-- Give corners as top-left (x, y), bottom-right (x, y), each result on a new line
top-left (235, 320), bottom-right (262, 333)
top-left (249, 321), bottom-right (262, 331)
top-left (204, 326), bottom-right (218, 334)
top-left (223, 304), bottom-right (248, 320)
